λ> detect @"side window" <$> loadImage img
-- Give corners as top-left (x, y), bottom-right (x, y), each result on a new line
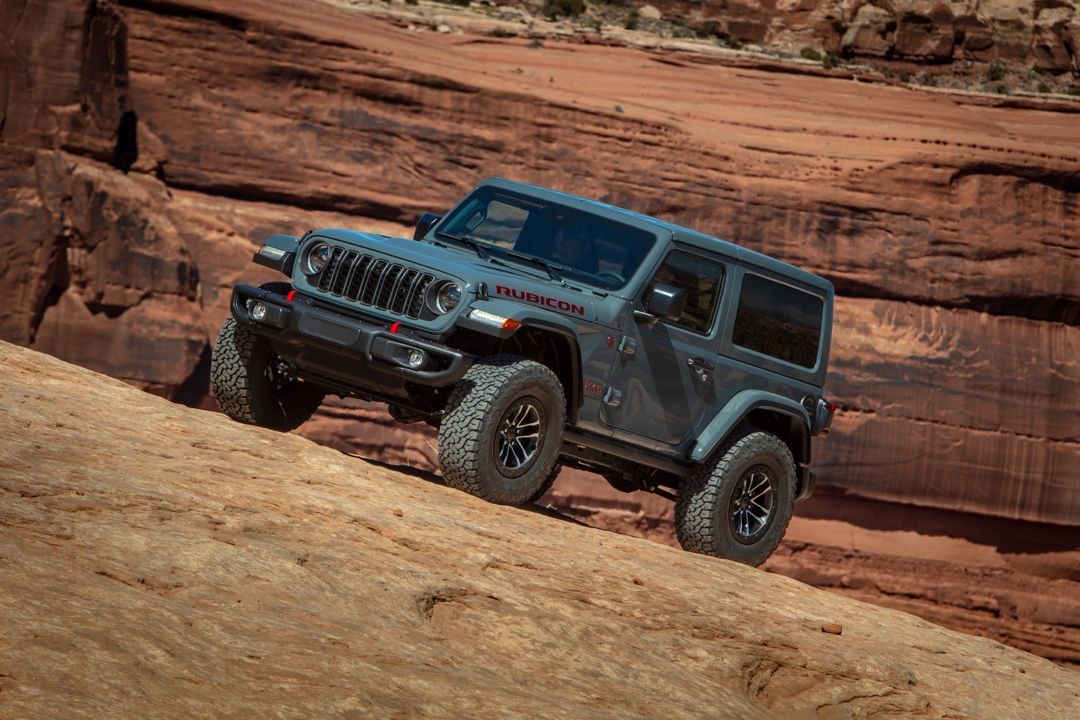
top-left (645, 250), bottom-right (725, 335)
top-left (732, 273), bottom-right (823, 368)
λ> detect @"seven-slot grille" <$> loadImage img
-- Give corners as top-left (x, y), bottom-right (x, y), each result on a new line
top-left (314, 246), bottom-right (437, 320)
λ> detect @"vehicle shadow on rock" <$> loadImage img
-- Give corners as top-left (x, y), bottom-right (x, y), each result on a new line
top-left (344, 453), bottom-right (593, 527)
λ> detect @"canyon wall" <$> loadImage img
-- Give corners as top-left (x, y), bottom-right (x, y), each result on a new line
top-left (2, 0), bottom-right (1077, 527)
top-left (584, 0), bottom-right (1080, 72)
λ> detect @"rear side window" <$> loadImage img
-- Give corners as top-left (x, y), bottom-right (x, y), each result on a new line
top-left (645, 250), bottom-right (725, 335)
top-left (732, 274), bottom-right (823, 368)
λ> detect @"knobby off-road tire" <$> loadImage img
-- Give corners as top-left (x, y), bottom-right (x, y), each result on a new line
top-left (210, 283), bottom-right (324, 432)
top-left (675, 427), bottom-right (795, 566)
top-left (439, 355), bottom-right (566, 505)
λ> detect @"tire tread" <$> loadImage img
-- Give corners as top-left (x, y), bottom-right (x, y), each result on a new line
top-left (439, 355), bottom-right (565, 504)
top-left (675, 427), bottom-right (795, 566)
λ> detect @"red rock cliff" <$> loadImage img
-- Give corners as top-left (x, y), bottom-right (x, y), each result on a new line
top-left (2, 0), bottom-right (1077, 527)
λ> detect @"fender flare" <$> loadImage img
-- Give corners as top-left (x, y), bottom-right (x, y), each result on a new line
top-left (455, 300), bottom-right (584, 421)
top-left (512, 319), bottom-right (583, 422)
top-left (689, 390), bottom-right (811, 464)
top-left (252, 234), bottom-right (300, 276)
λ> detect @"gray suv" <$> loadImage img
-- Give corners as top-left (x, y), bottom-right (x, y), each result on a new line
top-left (211, 178), bottom-right (836, 565)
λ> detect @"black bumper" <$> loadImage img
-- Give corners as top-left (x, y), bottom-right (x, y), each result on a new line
top-left (230, 284), bottom-right (470, 388)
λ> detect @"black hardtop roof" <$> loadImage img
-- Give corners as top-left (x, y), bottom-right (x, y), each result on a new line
top-left (480, 177), bottom-right (833, 295)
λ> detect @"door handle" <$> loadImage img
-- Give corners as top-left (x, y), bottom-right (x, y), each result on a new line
top-left (687, 356), bottom-right (714, 382)
top-left (688, 357), bottom-right (715, 371)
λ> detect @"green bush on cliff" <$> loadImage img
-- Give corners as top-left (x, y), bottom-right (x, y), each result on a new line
top-left (544, 0), bottom-right (586, 18)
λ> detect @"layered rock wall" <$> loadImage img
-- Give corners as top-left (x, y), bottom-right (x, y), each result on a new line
top-left (627, 0), bottom-right (1080, 71)
top-left (2, 0), bottom-right (1077, 526)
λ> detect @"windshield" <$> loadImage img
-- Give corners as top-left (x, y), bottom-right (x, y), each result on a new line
top-left (433, 186), bottom-right (657, 291)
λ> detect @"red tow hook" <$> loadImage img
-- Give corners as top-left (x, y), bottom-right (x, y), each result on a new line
top-left (285, 290), bottom-right (297, 302)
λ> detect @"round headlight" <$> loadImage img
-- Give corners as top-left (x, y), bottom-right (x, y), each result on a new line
top-left (433, 282), bottom-right (462, 314)
top-left (304, 242), bottom-right (331, 275)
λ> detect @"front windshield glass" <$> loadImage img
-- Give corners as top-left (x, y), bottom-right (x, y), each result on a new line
top-left (434, 186), bottom-right (658, 291)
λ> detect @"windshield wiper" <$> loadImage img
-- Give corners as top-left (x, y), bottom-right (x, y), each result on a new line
top-left (502, 250), bottom-right (563, 282)
top-left (435, 231), bottom-right (489, 259)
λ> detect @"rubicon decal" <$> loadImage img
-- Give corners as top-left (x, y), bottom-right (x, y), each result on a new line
top-left (495, 285), bottom-right (585, 316)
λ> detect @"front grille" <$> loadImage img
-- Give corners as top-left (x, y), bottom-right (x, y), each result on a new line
top-left (314, 246), bottom-right (436, 320)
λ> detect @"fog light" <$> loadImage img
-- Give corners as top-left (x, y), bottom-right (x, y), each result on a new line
top-left (406, 350), bottom-right (425, 369)
top-left (251, 302), bottom-right (268, 321)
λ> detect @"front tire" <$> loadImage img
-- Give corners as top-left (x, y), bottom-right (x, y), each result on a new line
top-left (675, 427), bottom-right (795, 566)
top-left (210, 291), bottom-right (324, 431)
top-left (439, 355), bottom-right (566, 505)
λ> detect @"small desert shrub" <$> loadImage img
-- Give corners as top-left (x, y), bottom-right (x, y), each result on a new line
top-left (544, 0), bottom-right (585, 18)
top-left (691, 20), bottom-right (722, 38)
top-left (985, 61), bottom-right (1006, 82)
top-left (624, 11), bottom-right (639, 30)
top-left (822, 52), bottom-right (840, 69)
top-left (1037, 82), bottom-right (1051, 94)
top-left (800, 47), bottom-right (822, 62)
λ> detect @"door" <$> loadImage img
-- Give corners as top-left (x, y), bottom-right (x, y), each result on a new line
top-left (600, 248), bottom-right (727, 447)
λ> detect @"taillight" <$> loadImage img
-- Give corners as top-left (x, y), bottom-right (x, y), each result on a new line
top-left (814, 398), bottom-right (838, 436)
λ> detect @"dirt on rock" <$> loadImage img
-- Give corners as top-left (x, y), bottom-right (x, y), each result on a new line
top-left (1, 339), bottom-right (1079, 718)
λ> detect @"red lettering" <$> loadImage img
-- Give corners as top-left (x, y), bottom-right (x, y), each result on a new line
top-left (492, 285), bottom-right (586, 316)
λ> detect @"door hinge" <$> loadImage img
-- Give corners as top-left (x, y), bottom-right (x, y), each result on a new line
top-left (617, 335), bottom-right (637, 356)
top-left (602, 387), bottom-right (623, 407)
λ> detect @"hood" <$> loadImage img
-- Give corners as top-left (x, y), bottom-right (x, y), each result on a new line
top-left (313, 228), bottom-right (614, 325)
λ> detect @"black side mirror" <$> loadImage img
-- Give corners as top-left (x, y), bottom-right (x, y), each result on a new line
top-left (644, 283), bottom-right (686, 322)
top-left (414, 213), bottom-right (441, 240)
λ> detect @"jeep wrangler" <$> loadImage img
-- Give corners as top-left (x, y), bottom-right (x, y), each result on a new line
top-left (211, 178), bottom-right (836, 566)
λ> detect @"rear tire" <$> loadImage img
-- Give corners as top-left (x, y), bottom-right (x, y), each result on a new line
top-left (210, 285), bottom-right (324, 431)
top-left (439, 355), bottom-right (565, 505)
top-left (675, 427), bottom-right (795, 566)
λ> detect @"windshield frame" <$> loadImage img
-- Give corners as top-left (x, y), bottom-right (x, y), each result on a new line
top-left (428, 186), bottom-right (661, 292)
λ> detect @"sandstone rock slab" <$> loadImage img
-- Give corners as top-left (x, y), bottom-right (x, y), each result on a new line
top-left (1, 340), bottom-right (1079, 718)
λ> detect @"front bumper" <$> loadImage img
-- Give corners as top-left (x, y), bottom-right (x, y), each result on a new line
top-left (230, 284), bottom-right (471, 389)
